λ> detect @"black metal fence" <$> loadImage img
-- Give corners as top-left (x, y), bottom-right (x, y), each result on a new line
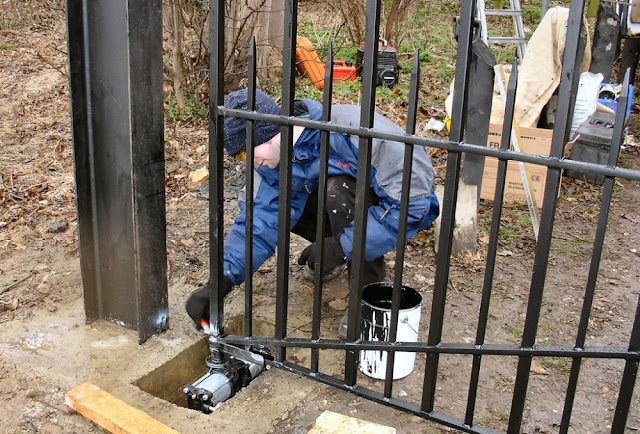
top-left (206, 0), bottom-right (640, 432)
top-left (66, 0), bottom-right (639, 431)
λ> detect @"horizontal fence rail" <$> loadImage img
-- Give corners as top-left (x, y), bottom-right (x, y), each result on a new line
top-left (217, 108), bottom-right (640, 182)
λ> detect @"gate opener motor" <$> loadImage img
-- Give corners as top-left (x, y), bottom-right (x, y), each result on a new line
top-left (183, 332), bottom-right (272, 413)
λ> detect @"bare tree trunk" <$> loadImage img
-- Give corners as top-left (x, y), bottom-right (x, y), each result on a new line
top-left (383, 0), bottom-right (416, 46)
top-left (172, 0), bottom-right (186, 108)
top-left (255, 0), bottom-right (284, 83)
top-left (162, 0), bottom-right (282, 98)
top-left (164, 0), bottom-right (187, 108)
top-left (225, 0), bottom-right (281, 89)
top-left (331, 1), bottom-right (365, 46)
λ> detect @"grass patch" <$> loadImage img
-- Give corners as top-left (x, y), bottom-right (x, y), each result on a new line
top-left (457, 281), bottom-right (483, 293)
top-left (476, 407), bottom-right (510, 429)
top-left (498, 208), bottom-right (533, 244)
top-left (504, 324), bottom-right (522, 341)
top-left (555, 241), bottom-right (584, 257)
top-left (494, 375), bottom-right (514, 393)
top-left (538, 319), bottom-right (559, 333)
top-left (164, 92), bottom-right (208, 124)
top-left (539, 357), bottom-right (571, 374)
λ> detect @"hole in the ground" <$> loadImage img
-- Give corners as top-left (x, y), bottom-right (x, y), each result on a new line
top-left (134, 315), bottom-right (275, 409)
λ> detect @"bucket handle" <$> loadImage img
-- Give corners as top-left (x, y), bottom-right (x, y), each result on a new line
top-left (361, 316), bottom-right (420, 335)
top-left (400, 316), bottom-right (419, 335)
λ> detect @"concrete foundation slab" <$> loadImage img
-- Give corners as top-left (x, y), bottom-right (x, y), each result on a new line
top-left (0, 284), bottom-right (440, 433)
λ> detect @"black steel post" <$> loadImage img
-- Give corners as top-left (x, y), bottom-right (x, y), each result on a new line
top-left (208, 0), bottom-right (226, 338)
top-left (244, 37), bottom-right (257, 337)
top-left (617, 38), bottom-right (640, 86)
top-left (465, 59), bottom-right (518, 428)
top-left (559, 70), bottom-right (630, 433)
top-left (590, 1), bottom-right (621, 82)
top-left (608, 72), bottom-right (637, 433)
top-left (507, 0), bottom-right (586, 430)
top-left (383, 51), bottom-right (421, 397)
top-left (422, 0), bottom-right (475, 413)
top-left (66, 0), bottom-right (167, 344)
top-left (460, 38), bottom-right (496, 196)
top-left (344, 0), bottom-right (381, 386)
top-left (311, 43), bottom-right (335, 373)
top-left (275, 0), bottom-right (298, 362)
top-left (541, 0), bottom-right (550, 18)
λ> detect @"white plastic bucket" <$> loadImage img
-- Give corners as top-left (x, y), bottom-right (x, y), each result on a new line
top-left (358, 282), bottom-right (423, 380)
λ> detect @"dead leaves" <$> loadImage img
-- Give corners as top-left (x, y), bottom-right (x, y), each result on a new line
top-left (0, 267), bottom-right (60, 314)
top-left (42, 297), bottom-right (57, 312)
top-left (622, 213), bottom-right (640, 224)
top-left (530, 362), bottom-right (550, 376)
top-left (0, 298), bottom-right (19, 312)
top-left (0, 270), bottom-right (37, 295)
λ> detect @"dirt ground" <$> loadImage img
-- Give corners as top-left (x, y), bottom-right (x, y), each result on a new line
top-left (1, 2), bottom-right (640, 434)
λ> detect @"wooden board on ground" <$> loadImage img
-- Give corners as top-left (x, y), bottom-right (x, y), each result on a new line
top-left (307, 410), bottom-right (396, 433)
top-left (65, 382), bottom-right (178, 434)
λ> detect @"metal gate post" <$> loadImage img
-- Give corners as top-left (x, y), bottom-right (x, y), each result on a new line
top-left (460, 38), bottom-right (496, 194)
top-left (508, 0), bottom-right (586, 429)
top-left (590, 1), bottom-right (621, 82)
top-left (66, 0), bottom-right (168, 343)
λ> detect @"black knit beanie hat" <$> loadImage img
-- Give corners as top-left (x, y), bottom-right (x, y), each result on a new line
top-left (223, 89), bottom-right (281, 156)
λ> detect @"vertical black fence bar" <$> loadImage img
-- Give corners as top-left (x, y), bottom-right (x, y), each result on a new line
top-left (275, 0), bottom-right (298, 362)
top-left (208, 0), bottom-right (226, 337)
top-left (609, 75), bottom-right (639, 433)
top-left (465, 59), bottom-right (518, 428)
top-left (310, 43), bottom-right (334, 373)
top-left (344, 0), bottom-right (381, 386)
top-left (382, 52), bottom-right (421, 397)
top-left (541, 0), bottom-right (550, 19)
top-left (244, 37), bottom-right (257, 337)
top-left (560, 70), bottom-right (630, 433)
top-left (507, 1), bottom-right (585, 430)
top-left (612, 298), bottom-right (640, 432)
top-left (422, 0), bottom-right (475, 413)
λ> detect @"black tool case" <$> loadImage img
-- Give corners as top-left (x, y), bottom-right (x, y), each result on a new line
top-left (565, 112), bottom-right (618, 185)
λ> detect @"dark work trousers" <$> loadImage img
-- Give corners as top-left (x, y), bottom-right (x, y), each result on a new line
top-left (292, 174), bottom-right (386, 287)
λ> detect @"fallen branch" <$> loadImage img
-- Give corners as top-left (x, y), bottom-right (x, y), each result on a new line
top-left (0, 270), bottom-right (37, 295)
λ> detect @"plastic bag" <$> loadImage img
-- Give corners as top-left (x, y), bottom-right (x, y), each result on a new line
top-left (570, 72), bottom-right (603, 139)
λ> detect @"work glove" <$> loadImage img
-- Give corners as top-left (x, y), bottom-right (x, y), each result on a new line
top-left (185, 276), bottom-right (233, 330)
top-left (297, 236), bottom-right (346, 282)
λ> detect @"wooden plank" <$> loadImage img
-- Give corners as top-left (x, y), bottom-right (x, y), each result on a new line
top-left (307, 410), bottom-right (396, 433)
top-left (65, 382), bottom-right (179, 434)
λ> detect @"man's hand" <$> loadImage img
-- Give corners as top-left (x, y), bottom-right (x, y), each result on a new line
top-left (298, 236), bottom-right (346, 282)
top-left (185, 277), bottom-right (233, 329)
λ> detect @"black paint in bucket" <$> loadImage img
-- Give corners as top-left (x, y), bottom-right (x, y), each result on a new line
top-left (361, 282), bottom-right (423, 311)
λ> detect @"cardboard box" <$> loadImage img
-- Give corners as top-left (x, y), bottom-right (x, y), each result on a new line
top-left (480, 124), bottom-right (554, 206)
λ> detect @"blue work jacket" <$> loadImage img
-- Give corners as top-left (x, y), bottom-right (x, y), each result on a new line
top-left (223, 99), bottom-right (440, 285)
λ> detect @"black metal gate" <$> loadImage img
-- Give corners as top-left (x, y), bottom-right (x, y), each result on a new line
top-left (206, 1), bottom-right (640, 432)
